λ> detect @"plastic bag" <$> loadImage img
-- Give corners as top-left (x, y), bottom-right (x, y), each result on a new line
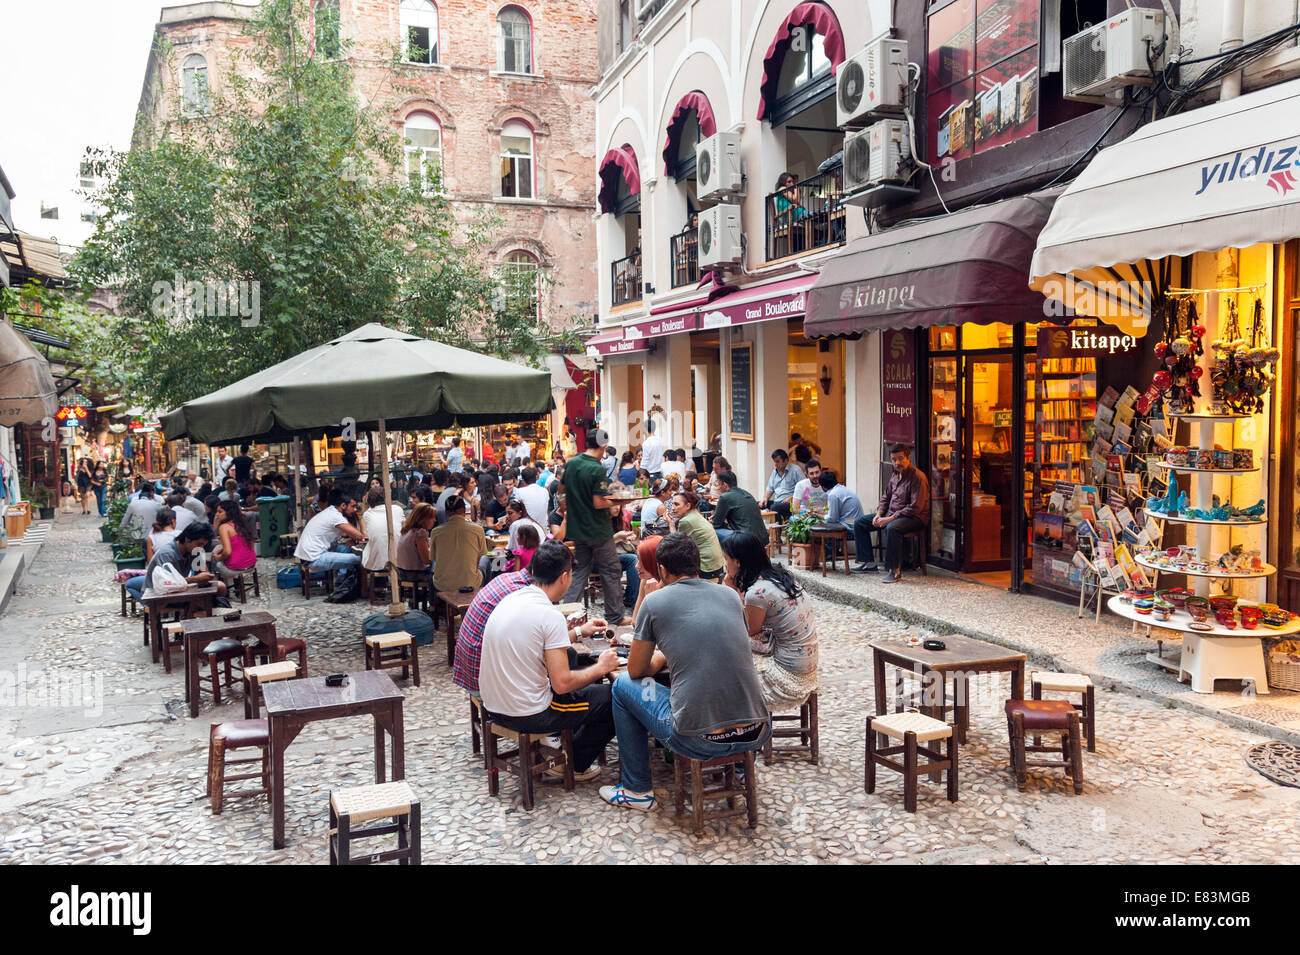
top-left (152, 562), bottom-right (188, 594)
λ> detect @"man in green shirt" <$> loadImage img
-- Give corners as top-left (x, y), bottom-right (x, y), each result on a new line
top-left (562, 428), bottom-right (631, 624)
top-left (710, 470), bottom-right (768, 543)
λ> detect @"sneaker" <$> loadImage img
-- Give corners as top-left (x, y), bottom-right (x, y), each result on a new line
top-left (599, 784), bottom-right (657, 811)
top-left (853, 563), bottom-right (879, 573)
top-left (545, 763), bottom-right (600, 782)
top-left (540, 734), bottom-right (563, 749)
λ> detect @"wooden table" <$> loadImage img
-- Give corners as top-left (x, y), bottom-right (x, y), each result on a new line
top-left (870, 633), bottom-right (1026, 744)
top-left (263, 671), bottom-right (405, 849)
top-left (436, 588), bottom-right (479, 666)
top-left (181, 611), bottom-right (278, 717)
top-left (141, 584), bottom-right (220, 669)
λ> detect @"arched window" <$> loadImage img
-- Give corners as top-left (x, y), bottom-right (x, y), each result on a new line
top-left (315, 0), bottom-right (341, 58)
top-left (181, 54), bottom-right (209, 115)
top-left (499, 120), bottom-right (534, 199)
top-left (497, 6), bottom-right (533, 74)
top-left (403, 112), bottom-right (442, 195)
top-left (402, 0), bottom-right (438, 65)
top-left (501, 250), bottom-right (540, 321)
top-left (776, 29), bottom-right (831, 98)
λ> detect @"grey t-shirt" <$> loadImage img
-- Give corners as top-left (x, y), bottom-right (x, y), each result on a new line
top-left (634, 577), bottom-right (770, 736)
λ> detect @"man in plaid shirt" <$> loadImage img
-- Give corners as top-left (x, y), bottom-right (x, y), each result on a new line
top-left (452, 569), bottom-right (533, 693)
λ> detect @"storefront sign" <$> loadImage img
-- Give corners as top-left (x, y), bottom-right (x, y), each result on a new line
top-left (881, 330), bottom-right (916, 445)
top-left (701, 284), bottom-right (809, 329)
top-left (728, 342), bottom-right (754, 441)
top-left (1036, 324), bottom-right (1138, 358)
top-left (625, 312), bottom-right (699, 339)
top-left (55, 405), bottom-right (88, 426)
top-left (585, 332), bottom-right (649, 357)
top-left (128, 418), bottom-right (161, 433)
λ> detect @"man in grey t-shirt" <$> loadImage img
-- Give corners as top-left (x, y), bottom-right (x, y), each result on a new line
top-left (599, 533), bottom-right (770, 812)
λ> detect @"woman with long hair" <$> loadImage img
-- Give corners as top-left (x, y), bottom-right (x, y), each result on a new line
top-left (638, 477), bottom-right (673, 537)
top-left (76, 458), bottom-right (94, 514)
top-left (91, 461), bottom-right (108, 517)
top-left (668, 490), bottom-right (724, 580)
top-left (146, 508), bottom-right (178, 563)
top-left (213, 499), bottom-right (257, 582)
top-left (617, 452), bottom-right (638, 486)
top-left (396, 502), bottom-right (437, 580)
top-left (720, 531), bottom-right (818, 710)
top-left (629, 535), bottom-right (663, 623)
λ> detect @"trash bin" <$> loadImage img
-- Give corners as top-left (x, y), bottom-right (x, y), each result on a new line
top-left (256, 494), bottom-right (292, 558)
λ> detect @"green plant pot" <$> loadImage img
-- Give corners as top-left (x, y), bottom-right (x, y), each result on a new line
top-left (38, 507), bottom-right (55, 520)
top-left (114, 557), bottom-right (146, 570)
top-left (100, 526), bottom-right (115, 543)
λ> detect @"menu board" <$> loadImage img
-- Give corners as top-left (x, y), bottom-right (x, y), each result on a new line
top-left (729, 342), bottom-right (754, 441)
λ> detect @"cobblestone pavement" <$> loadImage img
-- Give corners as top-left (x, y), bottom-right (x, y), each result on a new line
top-left (1, 514), bottom-right (1298, 864)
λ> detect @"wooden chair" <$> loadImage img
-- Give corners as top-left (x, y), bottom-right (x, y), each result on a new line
top-left (329, 781), bottom-right (421, 865)
top-left (206, 719), bottom-right (270, 814)
top-left (276, 532), bottom-right (299, 558)
top-left (120, 582), bottom-right (140, 617)
top-left (1031, 671), bottom-right (1096, 752)
top-left (229, 567), bottom-right (261, 603)
top-left (299, 561), bottom-right (335, 599)
top-left (864, 711), bottom-right (958, 813)
top-left (273, 637), bottom-right (308, 677)
top-left (762, 691), bottom-right (819, 764)
top-left (242, 661), bottom-right (299, 719)
top-left (673, 750), bottom-right (759, 834)
top-left (1005, 699), bottom-right (1084, 794)
top-left (199, 638), bottom-right (249, 707)
top-left (900, 525), bottom-right (929, 575)
top-left (364, 631), bottom-right (420, 686)
top-left (809, 525), bottom-right (850, 576)
top-left (398, 576), bottom-right (431, 613)
top-left (483, 721), bottom-right (575, 811)
top-left (469, 694), bottom-right (486, 760)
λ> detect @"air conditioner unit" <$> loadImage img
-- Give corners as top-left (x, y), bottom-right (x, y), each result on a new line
top-left (695, 130), bottom-right (743, 201)
top-left (837, 36), bottom-right (908, 128)
top-left (1064, 8), bottom-right (1166, 103)
top-left (697, 202), bottom-right (741, 268)
top-left (842, 119), bottom-right (910, 193)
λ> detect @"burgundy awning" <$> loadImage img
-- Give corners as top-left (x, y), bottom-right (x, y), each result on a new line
top-left (661, 91), bottom-right (718, 176)
top-left (598, 145), bottom-right (641, 214)
top-left (756, 2), bottom-right (847, 121)
top-left (585, 327), bottom-right (647, 357)
top-left (803, 190), bottom-right (1060, 338)
top-left (699, 273), bottom-right (816, 329)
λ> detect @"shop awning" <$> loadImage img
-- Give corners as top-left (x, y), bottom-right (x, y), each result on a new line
top-left (0, 321), bottom-right (58, 424)
top-left (756, 2), bottom-right (846, 121)
top-left (803, 191), bottom-right (1058, 338)
top-left (1031, 77), bottom-right (1300, 331)
top-left (662, 91), bottom-right (717, 176)
top-left (584, 327), bottom-right (647, 357)
top-left (701, 273), bottom-right (816, 329)
top-left (598, 145), bottom-right (640, 215)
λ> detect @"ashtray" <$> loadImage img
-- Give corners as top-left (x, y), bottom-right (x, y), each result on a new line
top-left (922, 639), bottom-right (947, 651)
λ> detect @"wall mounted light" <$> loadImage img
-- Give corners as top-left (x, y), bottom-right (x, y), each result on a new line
top-left (819, 364), bottom-right (832, 395)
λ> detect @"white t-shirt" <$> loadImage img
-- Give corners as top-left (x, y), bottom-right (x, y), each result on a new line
top-left (361, 504), bottom-right (404, 571)
top-left (507, 516), bottom-right (547, 553)
top-left (640, 496), bottom-right (667, 529)
top-left (295, 505), bottom-right (346, 562)
top-left (515, 482), bottom-right (550, 528)
top-left (214, 455), bottom-right (234, 482)
top-left (640, 434), bottom-right (664, 473)
top-left (182, 496), bottom-right (206, 519)
top-left (662, 460), bottom-right (687, 482)
top-left (479, 585), bottom-right (571, 717)
top-left (515, 440), bottom-right (531, 462)
top-left (148, 528), bottom-right (179, 557)
top-left (173, 506), bottom-right (197, 533)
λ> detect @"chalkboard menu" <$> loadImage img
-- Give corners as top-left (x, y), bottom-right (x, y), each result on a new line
top-left (729, 342), bottom-right (754, 440)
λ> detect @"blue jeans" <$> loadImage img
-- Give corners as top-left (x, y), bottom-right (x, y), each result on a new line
top-left (610, 671), bottom-right (770, 793)
top-left (714, 527), bottom-right (735, 543)
top-left (311, 542), bottom-right (360, 590)
top-left (93, 486), bottom-right (106, 516)
top-left (618, 552), bottom-right (639, 608)
top-left (124, 575), bottom-right (146, 600)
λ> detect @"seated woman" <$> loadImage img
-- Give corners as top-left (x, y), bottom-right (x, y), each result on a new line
top-left (617, 452), bottom-right (638, 486)
top-left (212, 500), bottom-right (258, 583)
top-left (628, 535), bottom-right (662, 624)
top-left (720, 531), bottom-right (818, 711)
top-left (667, 490), bottom-right (724, 580)
top-left (637, 478), bottom-right (673, 538)
top-left (506, 522), bottom-right (540, 573)
top-left (396, 502), bottom-right (436, 583)
top-left (146, 508), bottom-right (179, 564)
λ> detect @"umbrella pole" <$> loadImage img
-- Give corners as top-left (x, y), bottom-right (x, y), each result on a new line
top-left (378, 418), bottom-right (405, 617)
top-left (291, 436), bottom-right (302, 528)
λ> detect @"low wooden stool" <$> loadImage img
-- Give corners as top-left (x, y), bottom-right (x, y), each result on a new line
top-left (299, 561), bottom-right (335, 599)
top-left (229, 567), bottom-right (261, 603)
top-left (243, 661), bottom-right (299, 718)
top-left (398, 577), bottom-right (430, 613)
top-left (274, 636), bottom-right (308, 677)
top-left (329, 781), bottom-right (421, 865)
top-left (1031, 671), bottom-right (1096, 752)
top-left (200, 638), bottom-right (248, 706)
top-left (762, 690), bottom-right (819, 764)
top-left (469, 694), bottom-right (486, 759)
top-left (673, 750), bottom-right (759, 834)
top-left (1005, 699), bottom-right (1084, 794)
top-left (276, 533), bottom-right (299, 558)
top-left (763, 517), bottom-right (784, 558)
top-left (809, 525), bottom-right (850, 577)
top-left (366, 569), bottom-right (393, 605)
top-left (120, 582), bottom-right (140, 617)
top-left (483, 721), bottom-right (575, 810)
top-left (160, 621), bottom-right (186, 666)
top-left (864, 711), bottom-right (958, 813)
top-left (364, 631), bottom-right (420, 686)
top-left (206, 718), bottom-right (270, 814)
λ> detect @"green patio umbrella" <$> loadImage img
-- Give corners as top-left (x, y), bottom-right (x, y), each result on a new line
top-left (160, 323), bottom-right (553, 613)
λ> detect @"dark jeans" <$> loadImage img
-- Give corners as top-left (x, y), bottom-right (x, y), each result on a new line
top-left (486, 683), bottom-right (615, 772)
top-left (93, 485), bottom-right (106, 516)
top-left (618, 552), bottom-right (639, 608)
top-left (767, 500), bottom-right (791, 522)
top-left (563, 537), bottom-right (625, 622)
top-left (853, 515), bottom-right (926, 571)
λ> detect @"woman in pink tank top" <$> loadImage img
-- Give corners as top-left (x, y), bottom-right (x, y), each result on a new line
top-left (214, 499), bottom-right (258, 579)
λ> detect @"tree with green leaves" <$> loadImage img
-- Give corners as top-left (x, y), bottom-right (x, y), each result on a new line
top-left (73, 0), bottom-right (573, 412)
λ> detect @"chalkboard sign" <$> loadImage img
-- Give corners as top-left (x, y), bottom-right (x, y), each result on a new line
top-left (729, 342), bottom-right (754, 440)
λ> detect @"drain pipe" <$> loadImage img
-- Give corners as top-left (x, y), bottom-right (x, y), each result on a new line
top-left (1220, 0), bottom-right (1246, 101)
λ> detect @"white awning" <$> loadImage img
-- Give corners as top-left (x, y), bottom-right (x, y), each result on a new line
top-left (1030, 78), bottom-right (1300, 333)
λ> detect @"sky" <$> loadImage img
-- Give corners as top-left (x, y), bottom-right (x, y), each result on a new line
top-left (0, 1), bottom-right (178, 249)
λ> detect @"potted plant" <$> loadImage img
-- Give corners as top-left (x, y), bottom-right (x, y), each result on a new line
top-left (29, 484), bottom-right (56, 520)
top-left (102, 493), bottom-right (129, 543)
top-left (113, 530), bottom-right (146, 570)
top-left (786, 513), bottom-right (817, 570)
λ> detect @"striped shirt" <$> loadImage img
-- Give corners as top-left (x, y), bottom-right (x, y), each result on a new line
top-left (452, 570), bottom-right (531, 693)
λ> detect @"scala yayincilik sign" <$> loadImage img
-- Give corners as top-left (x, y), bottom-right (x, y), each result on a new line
top-left (881, 329), bottom-right (916, 445)
top-left (1036, 324), bottom-right (1138, 358)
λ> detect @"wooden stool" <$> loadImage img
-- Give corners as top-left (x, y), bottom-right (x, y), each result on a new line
top-left (762, 691), bottom-right (819, 764)
top-left (1031, 671), bottom-right (1096, 752)
top-left (120, 582), bottom-right (140, 617)
top-left (242, 661), bottom-right (299, 719)
top-left (274, 636), bottom-right (308, 677)
top-left (1005, 699), bottom-right (1084, 794)
top-left (200, 638), bottom-right (248, 706)
top-left (864, 711), bottom-right (958, 813)
top-left (763, 521), bottom-right (784, 558)
top-left (299, 561), bottom-right (335, 599)
top-left (483, 721), bottom-right (575, 811)
top-left (366, 569), bottom-right (393, 606)
top-left (229, 567), bottom-right (261, 603)
top-left (276, 532), bottom-right (299, 558)
top-left (809, 525), bottom-right (850, 576)
top-left (469, 694), bottom-right (486, 759)
top-left (901, 526), bottom-right (929, 575)
top-left (160, 621), bottom-right (186, 666)
top-left (364, 631), bottom-right (420, 686)
top-left (673, 750), bottom-right (759, 834)
top-left (206, 719), bottom-right (270, 814)
top-left (329, 781), bottom-right (421, 865)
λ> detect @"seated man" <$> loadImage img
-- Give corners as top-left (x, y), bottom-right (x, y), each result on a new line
top-left (125, 521), bottom-right (228, 602)
top-left (790, 458), bottom-right (825, 517)
top-left (709, 470), bottom-right (767, 543)
top-left (479, 542), bottom-right (620, 781)
top-left (853, 443), bottom-right (930, 582)
top-left (601, 533), bottom-right (771, 811)
top-left (428, 493), bottom-right (487, 594)
top-left (452, 566), bottom-right (533, 696)
top-left (812, 469), bottom-right (862, 561)
top-left (119, 484), bottom-right (161, 540)
top-left (759, 448), bottom-right (803, 523)
top-left (293, 488), bottom-right (367, 601)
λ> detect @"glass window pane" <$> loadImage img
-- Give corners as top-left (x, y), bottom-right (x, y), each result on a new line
top-left (973, 48), bottom-right (1038, 154)
top-left (516, 157), bottom-right (532, 198)
top-left (929, 325), bottom-right (958, 351)
top-left (502, 135), bottom-right (531, 156)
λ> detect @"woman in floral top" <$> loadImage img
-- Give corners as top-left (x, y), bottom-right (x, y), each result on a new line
top-left (720, 531), bottom-right (818, 710)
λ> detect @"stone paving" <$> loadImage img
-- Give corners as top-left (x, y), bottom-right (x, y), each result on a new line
top-left (1, 513), bottom-right (1299, 864)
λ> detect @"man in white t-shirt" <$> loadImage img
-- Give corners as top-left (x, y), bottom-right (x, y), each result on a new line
top-left (446, 436), bottom-right (465, 473)
top-left (639, 420), bottom-right (663, 479)
top-left (661, 450), bottom-right (687, 484)
top-left (213, 448), bottom-right (234, 484)
top-left (479, 541), bottom-right (620, 779)
top-left (515, 466), bottom-right (550, 529)
top-left (293, 489), bottom-right (367, 601)
top-left (790, 458), bottom-right (826, 516)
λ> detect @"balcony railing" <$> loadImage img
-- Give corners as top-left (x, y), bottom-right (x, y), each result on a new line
top-left (670, 227), bottom-right (699, 289)
top-left (765, 167), bottom-right (846, 261)
top-left (611, 251), bottom-right (642, 307)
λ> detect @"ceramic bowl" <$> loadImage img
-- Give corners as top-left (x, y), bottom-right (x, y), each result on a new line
top-left (1209, 595), bottom-right (1238, 612)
